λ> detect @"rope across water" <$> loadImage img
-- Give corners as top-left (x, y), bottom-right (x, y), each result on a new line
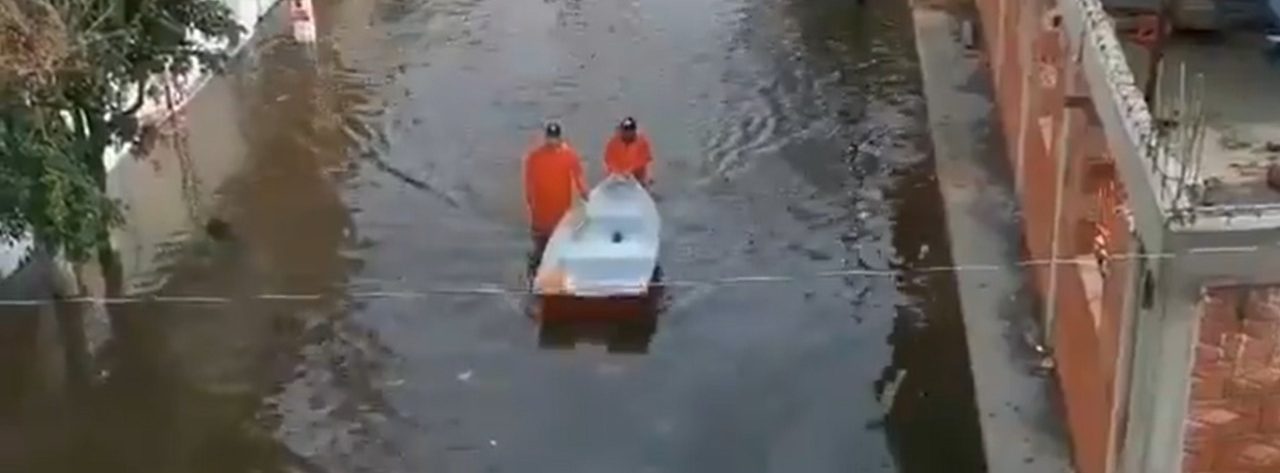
top-left (0, 245), bottom-right (1260, 307)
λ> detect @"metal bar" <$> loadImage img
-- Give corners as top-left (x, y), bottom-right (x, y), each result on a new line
top-left (1045, 36), bottom-right (1080, 348)
top-left (1143, 0), bottom-right (1182, 107)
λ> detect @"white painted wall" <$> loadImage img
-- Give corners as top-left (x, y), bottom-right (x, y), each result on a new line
top-left (0, 0), bottom-right (283, 281)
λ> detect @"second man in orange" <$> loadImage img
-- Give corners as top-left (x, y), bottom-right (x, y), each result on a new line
top-left (604, 117), bottom-right (653, 186)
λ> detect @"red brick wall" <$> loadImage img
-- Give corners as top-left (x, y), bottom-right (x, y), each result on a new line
top-left (1186, 286), bottom-right (1280, 473)
top-left (1052, 265), bottom-right (1112, 473)
top-left (993, 0), bottom-right (1025, 161)
top-left (972, 0), bottom-right (1137, 472)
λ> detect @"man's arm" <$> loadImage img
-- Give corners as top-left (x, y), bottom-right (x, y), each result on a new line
top-left (603, 138), bottom-right (622, 176)
top-left (571, 153), bottom-right (588, 197)
top-left (523, 154), bottom-right (536, 211)
top-left (640, 137), bottom-right (655, 185)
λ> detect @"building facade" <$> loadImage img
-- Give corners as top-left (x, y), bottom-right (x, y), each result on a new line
top-left (972, 0), bottom-right (1280, 472)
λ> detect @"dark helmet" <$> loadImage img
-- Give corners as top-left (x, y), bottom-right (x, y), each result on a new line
top-left (619, 117), bottom-right (637, 132)
top-left (545, 122), bottom-right (563, 138)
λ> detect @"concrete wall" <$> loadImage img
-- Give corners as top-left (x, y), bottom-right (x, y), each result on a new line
top-left (974, 1), bottom-right (1280, 472)
top-left (0, 0), bottom-right (284, 286)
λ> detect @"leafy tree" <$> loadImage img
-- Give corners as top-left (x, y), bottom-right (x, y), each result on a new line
top-left (0, 0), bottom-right (241, 265)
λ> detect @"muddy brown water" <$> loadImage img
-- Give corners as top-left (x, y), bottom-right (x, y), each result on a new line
top-left (1, 0), bottom-right (986, 471)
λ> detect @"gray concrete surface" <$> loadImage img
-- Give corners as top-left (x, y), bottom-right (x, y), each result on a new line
top-left (1164, 32), bottom-right (1280, 206)
top-left (1123, 30), bottom-right (1280, 207)
top-left (912, 6), bottom-right (1076, 473)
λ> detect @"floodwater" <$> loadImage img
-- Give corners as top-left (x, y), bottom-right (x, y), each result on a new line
top-left (1, 0), bottom-right (986, 471)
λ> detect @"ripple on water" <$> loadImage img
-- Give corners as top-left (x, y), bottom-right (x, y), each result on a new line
top-left (703, 76), bottom-right (811, 178)
top-left (546, 74), bottom-right (581, 101)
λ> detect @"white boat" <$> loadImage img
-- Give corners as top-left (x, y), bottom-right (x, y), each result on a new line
top-left (533, 175), bottom-right (660, 297)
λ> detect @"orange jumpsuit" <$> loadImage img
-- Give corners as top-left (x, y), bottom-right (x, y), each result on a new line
top-left (604, 133), bottom-right (653, 183)
top-left (524, 142), bottom-right (586, 236)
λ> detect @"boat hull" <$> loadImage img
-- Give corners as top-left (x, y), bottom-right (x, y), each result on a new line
top-left (533, 175), bottom-right (660, 297)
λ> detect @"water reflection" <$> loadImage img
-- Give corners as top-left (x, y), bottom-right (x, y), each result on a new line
top-left (9, 10), bottom-right (373, 472)
top-left (0, 259), bottom-right (87, 471)
top-left (535, 281), bottom-right (663, 353)
top-left (526, 238), bottom-right (663, 353)
top-left (4, 0), bottom-right (991, 469)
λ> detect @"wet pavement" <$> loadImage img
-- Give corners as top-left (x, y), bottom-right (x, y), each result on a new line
top-left (2, 0), bottom-right (986, 471)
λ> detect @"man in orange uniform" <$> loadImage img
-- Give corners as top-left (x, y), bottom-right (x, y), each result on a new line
top-left (524, 122), bottom-right (587, 250)
top-left (604, 117), bottom-right (653, 185)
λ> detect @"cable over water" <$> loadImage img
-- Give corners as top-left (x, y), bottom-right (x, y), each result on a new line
top-left (1, 246), bottom-right (1259, 307)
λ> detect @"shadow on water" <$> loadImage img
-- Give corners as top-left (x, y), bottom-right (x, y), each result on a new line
top-left (91, 44), bottom-right (357, 473)
top-left (3, 4), bottom-right (378, 470)
top-left (533, 268), bottom-right (665, 354)
top-left (3, 0), bottom-right (992, 470)
top-left (535, 292), bottom-right (662, 354)
top-left (776, 0), bottom-right (987, 471)
top-left (526, 234), bottom-right (664, 354)
top-left (0, 257), bottom-right (91, 472)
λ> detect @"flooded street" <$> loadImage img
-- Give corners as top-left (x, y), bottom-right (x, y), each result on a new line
top-left (3, 0), bottom-right (985, 471)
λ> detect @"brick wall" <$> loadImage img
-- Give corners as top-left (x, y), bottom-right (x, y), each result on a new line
top-left (972, 0), bottom-right (1139, 471)
top-left (1186, 286), bottom-right (1280, 473)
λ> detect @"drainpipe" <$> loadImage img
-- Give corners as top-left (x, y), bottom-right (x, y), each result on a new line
top-left (1014, 2), bottom-right (1034, 196)
top-left (1044, 21), bottom-right (1077, 348)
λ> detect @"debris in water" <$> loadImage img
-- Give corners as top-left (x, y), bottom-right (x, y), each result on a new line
top-left (879, 369), bottom-right (907, 413)
top-left (206, 218), bottom-right (233, 241)
top-left (457, 370), bottom-right (473, 382)
top-left (1036, 356), bottom-right (1056, 372)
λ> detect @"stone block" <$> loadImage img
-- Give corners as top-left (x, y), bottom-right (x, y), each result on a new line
top-left (1192, 400), bottom-right (1261, 438)
top-left (1227, 367), bottom-right (1280, 398)
top-left (1261, 396), bottom-right (1280, 434)
top-left (1199, 342), bottom-right (1228, 364)
top-left (1203, 315), bottom-right (1244, 347)
top-left (1216, 435), bottom-right (1280, 471)
top-left (1205, 287), bottom-right (1244, 323)
top-left (1192, 362), bottom-right (1231, 401)
top-left (1247, 288), bottom-right (1280, 322)
top-left (1185, 418), bottom-right (1220, 471)
top-left (1226, 333), bottom-right (1248, 361)
top-left (1225, 334), bottom-right (1278, 369)
top-left (1246, 320), bottom-right (1280, 345)
top-left (1183, 444), bottom-right (1216, 472)
top-left (1243, 338), bottom-right (1279, 371)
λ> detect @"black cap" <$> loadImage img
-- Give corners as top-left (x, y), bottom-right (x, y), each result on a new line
top-left (545, 122), bottom-right (562, 138)
top-left (619, 117), bottom-right (637, 131)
